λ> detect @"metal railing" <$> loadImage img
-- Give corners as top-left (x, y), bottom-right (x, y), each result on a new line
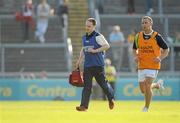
top-left (87, 0), bottom-right (180, 74)
top-left (107, 43), bottom-right (180, 73)
top-left (0, 43), bottom-right (72, 72)
top-left (100, 14), bottom-right (180, 37)
top-left (0, 15), bottom-right (72, 76)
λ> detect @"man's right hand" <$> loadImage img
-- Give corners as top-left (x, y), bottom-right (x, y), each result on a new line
top-left (75, 61), bottom-right (80, 70)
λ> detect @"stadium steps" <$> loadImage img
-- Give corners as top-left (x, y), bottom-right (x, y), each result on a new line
top-left (103, 0), bottom-right (180, 14)
top-left (68, 0), bottom-right (89, 69)
top-left (0, 0), bottom-right (70, 72)
top-left (1, 17), bottom-right (63, 43)
top-left (0, 0), bottom-right (63, 43)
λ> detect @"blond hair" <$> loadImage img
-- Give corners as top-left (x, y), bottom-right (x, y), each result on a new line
top-left (142, 16), bottom-right (153, 24)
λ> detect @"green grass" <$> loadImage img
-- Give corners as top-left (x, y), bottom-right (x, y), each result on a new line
top-left (0, 101), bottom-right (180, 123)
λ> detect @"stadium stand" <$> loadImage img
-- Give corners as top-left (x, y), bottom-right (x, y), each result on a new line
top-left (94, 0), bottom-right (180, 72)
top-left (0, 0), bottom-right (71, 75)
top-left (0, 0), bottom-right (180, 75)
top-left (0, 0), bottom-right (63, 44)
top-left (102, 0), bottom-right (180, 14)
top-left (0, 0), bottom-right (57, 14)
top-left (0, 43), bottom-right (70, 72)
top-left (0, 16), bottom-right (63, 43)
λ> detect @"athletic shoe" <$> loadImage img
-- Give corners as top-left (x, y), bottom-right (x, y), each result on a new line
top-left (76, 106), bottom-right (87, 111)
top-left (157, 79), bottom-right (165, 95)
top-left (108, 99), bottom-right (115, 110)
top-left (157, 79), bottom-right (165, 90)
top-left (142, 107), bottom-right (148, 112)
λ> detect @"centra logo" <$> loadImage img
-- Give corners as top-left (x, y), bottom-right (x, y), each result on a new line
top-left (0, 87), bottom-right (12, 97)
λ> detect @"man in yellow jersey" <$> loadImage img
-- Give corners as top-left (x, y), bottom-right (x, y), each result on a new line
top-left (105, 59), bottom-right (116, 90)
top-left (103, 58), bottom-right (117, 100)
top-left (133, 16), bottom-right (169, 112)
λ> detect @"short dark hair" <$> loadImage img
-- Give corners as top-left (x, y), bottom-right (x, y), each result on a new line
top-left (87, 18), bottom-right (97, 26)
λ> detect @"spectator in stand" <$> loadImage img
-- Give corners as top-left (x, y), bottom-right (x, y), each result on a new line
top-left (146, 0), bottom-right (154, 15)
top-left (127, 0), bottom-right (135, 14)
top-left (109, 25), bottom-right (125, 71)
top-left (173, 31), bottom-right (180, 56)
top-left (57, 0), bottom-right (69, 28)
top-left (127, 28), bottom-right (137, 72)
top-left (103, 58), bottom-right (117, 100)
top-left (35, 0), bottom-right (51, 43)
top-left (21, 0), bottom-right (34, 43)
top-left (96, 0), bottom-right (104, 14)
top-left (57, 0), bottom-right (69, 41)
top-left (174, 32), bottom-right (180, 44)
top-left (39, 70), bottom-right (48, 79)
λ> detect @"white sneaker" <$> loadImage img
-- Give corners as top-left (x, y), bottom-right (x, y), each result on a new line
top-left (142, 107), bottom-right (148, 112)
top-left (157, 79), bottom-right (165, 90)
top-left (157, 79), bottom-right (165, 95)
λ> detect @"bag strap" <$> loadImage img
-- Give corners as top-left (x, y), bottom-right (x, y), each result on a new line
top-left (74, 67), bottom-right (80, 71)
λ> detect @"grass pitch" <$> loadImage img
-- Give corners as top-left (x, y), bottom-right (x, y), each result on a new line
top-left (0, 101), bottom-right (179, 123)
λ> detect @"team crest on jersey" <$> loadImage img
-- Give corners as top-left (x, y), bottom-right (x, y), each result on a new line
top-left (85, 40), bottom-right (90, 43)
top-left (83, 46), bottom-right (94, 52)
